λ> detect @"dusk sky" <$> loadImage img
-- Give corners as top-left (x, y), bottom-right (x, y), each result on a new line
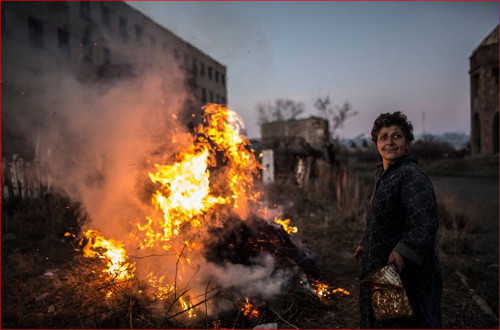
top-left (128, 1), bottom-right (499, 140)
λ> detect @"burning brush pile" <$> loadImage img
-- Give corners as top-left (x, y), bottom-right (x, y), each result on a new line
top-left (64, 104), bottom-right (349, 327)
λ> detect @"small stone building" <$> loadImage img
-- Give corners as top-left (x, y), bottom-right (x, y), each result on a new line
top-left (260, 117), bottom-right (333, 187)
top-left (469, 25), bottom-right (499, 156)
top-left (261, 117), bottom-right (329, 153)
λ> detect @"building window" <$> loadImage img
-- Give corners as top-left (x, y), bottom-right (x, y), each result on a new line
top-left (103, 47), bottom-right (111, 65)
top-left (216, 94), bottom-right (220, 104)
top-left (472, 113), bottom-right (481, 153)
top-left (101, 5), bottom-right (111, 28)
top-left (221, 96), bottom-right (226, 104)
top-left (57, 28), bottom-right (70, 55)
top-left (80, 2), bottom-right (90, 19)
top-left (221, 74), bottom-right (226, 86)
top-left (200, 63), bottom-right (205, 77)
top-left (1, 8), bottom-right (8, 32)
top-left (215, 71), bottom-right (219, 83)
top-left (135, 25), bottom-right (142, 43)
top-left (192, 59), bottom-right (198, 75)
top-left (82, 30), bottom-right (92, 62)
top-left (201, 88), bottom-right (207, 103)
top-left (51, 2), bottom-right (69, 11)
top-left (208, 66), bottom-right (213, 80)
top-left (471, 73), bottom-right (480, 100)
top-left (119, 16), bottom-right (128, 41)
top-left (209, 91), bottom-right (214, 102)
top-left (492, 67), bottom-right (499, 86)
top-left (28, 16), bottom-right (43, 48)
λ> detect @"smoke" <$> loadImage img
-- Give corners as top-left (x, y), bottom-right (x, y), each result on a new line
top-left (5, 47), bottom-right (294, 317)
top-left (201, 253), bottom-right (293, 299)
top-left (26, 66), bottom-right (191, 240)
top-left (0, 3), bottom-right (313, 319)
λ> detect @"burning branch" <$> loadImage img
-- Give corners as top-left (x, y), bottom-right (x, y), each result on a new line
top-left (74, 104), bottom-right (349, 326)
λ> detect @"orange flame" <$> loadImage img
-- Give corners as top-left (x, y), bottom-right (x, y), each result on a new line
top-left (274, 217), bottom-right (298, 234)
top-left (80, 104), bottom-right (264, 317)
top-left (82, 230), bottom-right (135, 280)
top-left (302, 274), bottom-right (350, 299)
top-left (179, 296), bottom-right (196, 318)
top-left (241, 297), bottom-right (260, 318)
top-left (79, 104), bottom-right (351, 319)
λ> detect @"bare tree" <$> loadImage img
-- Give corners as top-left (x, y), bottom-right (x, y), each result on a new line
top-left (314, 96), bottom-right (358, 139)
top-left (256, 98), bottom-right (305, 125)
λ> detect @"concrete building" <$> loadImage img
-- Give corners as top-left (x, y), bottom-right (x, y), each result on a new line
top-left (469, 25), bottom-right (499, 156)
top-left (1, 1), bottom-right (227, 158)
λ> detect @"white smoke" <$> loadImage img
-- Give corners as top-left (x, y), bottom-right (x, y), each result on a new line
top-left (7, 40), bottom-right (296, 317)
top-left (33, 70), bottom-right (190, 240)
top-left (201, 253), bottom-right (293, 299)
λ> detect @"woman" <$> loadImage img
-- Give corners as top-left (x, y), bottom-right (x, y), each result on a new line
top-left (354, 112), bottom-right (442, 328)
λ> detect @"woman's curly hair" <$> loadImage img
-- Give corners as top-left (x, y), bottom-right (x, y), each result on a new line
top-left (370, 111), bottom-right (414, 145)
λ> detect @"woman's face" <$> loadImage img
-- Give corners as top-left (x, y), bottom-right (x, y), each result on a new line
top-left (376, 125), bottom-right (409, 165)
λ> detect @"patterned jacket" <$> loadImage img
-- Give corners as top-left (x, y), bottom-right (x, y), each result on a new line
top-left (359, 154), bottom-right (442, 328)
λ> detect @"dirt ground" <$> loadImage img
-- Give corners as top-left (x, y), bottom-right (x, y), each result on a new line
top-left (1, 175), bottom-right (498, 329)
top-left (288, 174), bottom-right (499, 329)
top-left (294, 221), bottom-right (499, 329)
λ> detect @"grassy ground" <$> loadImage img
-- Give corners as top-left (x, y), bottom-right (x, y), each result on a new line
top-left (1, 168), bottom-right (498, 328)
top-left (268, 171), bottom-right (499, 329)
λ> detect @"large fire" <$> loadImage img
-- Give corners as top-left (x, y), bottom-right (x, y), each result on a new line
top-left (79, 103), bottom-right (348, 320)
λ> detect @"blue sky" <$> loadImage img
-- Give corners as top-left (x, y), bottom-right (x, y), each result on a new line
top-left (128, 1), bottom-right (499, 139)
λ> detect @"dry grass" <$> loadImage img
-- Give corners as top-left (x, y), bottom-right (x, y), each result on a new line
top-left (2, 172), bottom-right (497, 329)
top-left (2, 191), bottom-right (350, 329)
top-left (436, 192), bottom-right (489, 264)
top-left (270, 168), bottom-right (497, 328)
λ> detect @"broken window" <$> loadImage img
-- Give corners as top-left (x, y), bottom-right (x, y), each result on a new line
top-left (2, 8), bottom-right (8, 32)
top-left (192, 58), bottom-right (198, 75)
top-left (471, 73), bottom-right (479, 100)
top-left (57, 28), bottom-right (70, 55)
top-left (80, 2), bottom-right (90, 19)
top-left (103, 47), bottom-right (111, 65)
top-left (200, 63), bottom-right (205, 76)
top-left (82, 29), bottom-right (92, 62)
top-left (472, 113), bottom-right (481, 153)
top-left (28, 16), bottom-right (43, 48)
top-left (135, 25), bottom-right (142, 43)
top-left (119, 16), bottom-right (128, 41)
top-left (492, 67), bottom-right (499, 86)
top-left (101, 5), bottom-right (111, 28)
top-left (202, 88), bottom-right (207, 103)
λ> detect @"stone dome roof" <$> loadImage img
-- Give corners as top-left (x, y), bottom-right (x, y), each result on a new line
top-left (472, 25), bottom-right (499, 54)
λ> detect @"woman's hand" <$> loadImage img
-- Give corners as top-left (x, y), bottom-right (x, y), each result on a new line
top-left (354, 245), bottom-right (364, 262)
top-left (388, 251), bottom-right (405, 273)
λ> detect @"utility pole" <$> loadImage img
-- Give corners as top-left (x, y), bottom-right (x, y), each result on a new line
top-left (422, 111), bottom-right (426, 137)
